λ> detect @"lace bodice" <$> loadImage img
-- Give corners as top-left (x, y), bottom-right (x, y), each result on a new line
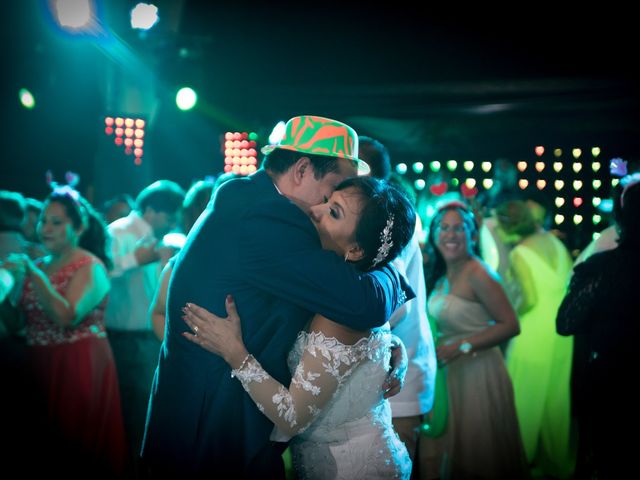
top-left (232, 328), bottom-right (411, 479)
top-left (232, 329), bottom-right (392, 438)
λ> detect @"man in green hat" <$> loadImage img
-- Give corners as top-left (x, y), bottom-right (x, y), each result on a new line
top-left (142, 115), bottom-right (413, 479)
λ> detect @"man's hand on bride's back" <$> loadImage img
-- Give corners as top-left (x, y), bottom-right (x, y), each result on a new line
top-left (182, 296), bottom-right (249, 369)
top-left (383, 335), bottom-right (408, 399)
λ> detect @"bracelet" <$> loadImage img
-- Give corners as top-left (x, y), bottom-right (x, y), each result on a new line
top-left (230, 353), bottom-right (252, 379)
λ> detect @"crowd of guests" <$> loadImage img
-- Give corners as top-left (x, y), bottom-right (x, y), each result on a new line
top-left (1, 150), bottom-right (637, 480)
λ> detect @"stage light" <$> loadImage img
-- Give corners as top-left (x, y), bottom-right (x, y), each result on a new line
top-left (176, 87), bottom-right (197, 111)
top-left (518, 179), bottom-right (528, 189)
top-left (446, 160), bottom-right (457, 171)
top-left (573, 180), bottom-right (583, 191)
top-left (592, 197), bottom-right (601, 207)
top-left (535, 146), bottom-right (544, 156)
top-left (536, 180), bottom-right (546, 190)
top-left (517, 161), bottom-right (527, 172)
top-left (481, 161), bottom-right (492, 172)
top-left (573, 214), bottom-right (583, 225)
top-left (396, 163), bottom-right (407, 174)
top-left (572, 148), bottom-right (582, 159)
top-left (451, 178), bottom-right (459, 187)
top-left (611, 179), bottom-right (620, 187)
top-left (592, 179), bottom-right (601, 190)
top-left (223, 132), bottom-right (258, 176)
top-left (131, 3), bottom-right (159, 30)
top-left (463, 161), bottom-right (474, 172)
top-left (555, 197), bottom-right (565, 207)
top-left (591, 147), bottom-right (601, 157)
top-left (592, 162), bottom-right (601, 172)
top-left (19, 88), bottom-right (35, 109)
top-left (573, 197), bottom-right (583, 208)
top-left (553, 162), bottom-right (563, 172)
top-left (482, 179), bottom-right (493, 189)
top-left (555, 214), bottom-right (565, 225)
top-left (414, 179), bottom-right (426, 190)
top-left (104, 115), bottom-right (146, 164)
top-left (592, 214), bottom-right (602, 225)
top-left (412, 162), bottom-right (424, 174)
top-left (430, 161), bottom-right (441, 172)
top-left (465, 178), bottom-right (476, 188)
top-left (573, 162), bottom-right (582, 173)
top-left (535, 162), bottom-right (545, 172)
top-left (52, 0), bottom-right (94, 30)
top-left (555, 180), bottom-right (564, 190)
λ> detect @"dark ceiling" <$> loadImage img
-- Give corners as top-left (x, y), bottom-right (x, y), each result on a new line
top-left (1, 1), bottom-right (639, 198)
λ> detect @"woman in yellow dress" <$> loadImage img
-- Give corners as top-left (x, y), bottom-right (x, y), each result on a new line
top-left (497, 199), bottom-right (575, 478)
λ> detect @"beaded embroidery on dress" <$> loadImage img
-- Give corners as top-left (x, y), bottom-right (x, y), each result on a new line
top-left (287, 330), bottom-right (412, 479)
top-left (232, 328), bottom-right (412, 478)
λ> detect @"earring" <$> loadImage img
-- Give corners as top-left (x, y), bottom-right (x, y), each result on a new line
top-left (344, 252), bottom-right (349, 262)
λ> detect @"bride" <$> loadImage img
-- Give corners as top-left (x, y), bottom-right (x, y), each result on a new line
top-left (182, 176), bottom-right (415, 479)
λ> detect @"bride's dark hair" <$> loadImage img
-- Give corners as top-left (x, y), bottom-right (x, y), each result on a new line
top-left (335, 177), bottom-right (415, 272)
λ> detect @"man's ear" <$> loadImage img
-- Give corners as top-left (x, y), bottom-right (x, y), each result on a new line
top-left (292, 156), bottom-right (311, 185)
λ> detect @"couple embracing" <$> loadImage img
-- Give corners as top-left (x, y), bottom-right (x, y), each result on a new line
top-left (142, 116), bottom-right (418, 479)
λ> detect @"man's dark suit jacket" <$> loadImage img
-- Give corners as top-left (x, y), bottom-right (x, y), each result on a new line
top-left (141, 169), bottom-right (412, 478)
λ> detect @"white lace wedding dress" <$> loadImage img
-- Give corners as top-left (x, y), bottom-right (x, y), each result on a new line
top-left (232, 328), bottom-right (412, 479)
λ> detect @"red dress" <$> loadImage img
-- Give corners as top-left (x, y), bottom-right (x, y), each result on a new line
top-left (20, 256), bottom-right (128, 476)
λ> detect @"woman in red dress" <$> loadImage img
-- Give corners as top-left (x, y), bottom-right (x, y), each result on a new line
top-left (4, 189), bottom-right (127, 477)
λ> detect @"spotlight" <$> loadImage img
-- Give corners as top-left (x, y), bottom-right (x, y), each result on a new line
top-left (176, 87), bottom-right (197, 111)
top-left (131, 3), bottom-right (159, 30)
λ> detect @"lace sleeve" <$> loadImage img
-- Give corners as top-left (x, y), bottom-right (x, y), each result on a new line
top-left (231, 332), bottom-right (370, 437)
top-left (556, 262), bottom-right (602, 335)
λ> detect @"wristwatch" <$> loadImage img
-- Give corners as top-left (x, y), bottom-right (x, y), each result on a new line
top-left (458, 341), bottom-right (473, 355)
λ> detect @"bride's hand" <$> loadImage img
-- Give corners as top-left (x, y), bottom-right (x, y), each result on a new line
top-left (182, 295), bottom-right (249, 368)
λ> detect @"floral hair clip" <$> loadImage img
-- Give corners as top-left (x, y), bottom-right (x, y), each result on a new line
top-left (371, 214), bottom-right (395, 267)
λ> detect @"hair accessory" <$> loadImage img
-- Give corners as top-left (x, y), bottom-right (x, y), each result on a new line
top-left (429, 182), bottom-right (448, 196)
top-left (610, 157), bottom-right (628, 177)
top-left (460, 183), bottom-right (478, 199)
top-left (46, 170), bottom-right (82, 204)
top-left (371, 214), bottom-right (394, 267)
top-left (261, 115), bottom-right (370, 176)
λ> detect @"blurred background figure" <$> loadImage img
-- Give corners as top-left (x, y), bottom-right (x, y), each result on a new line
top-left (22, 197), bottom-right (47, 259)
top-left (557, 176), bottom-right (640, 479)
top-left (102, 193), bottom-right (135, 225)
top-left (422, 201), bottom-right (527, 479)
top-left (0, 190), bottom-right (29, 361)
top-left (149, 174), bottom-right (238, 342)
top-left (104, 179), bottom-right (185, 476)
top-left (496, 199), bottom-right (575, 479)
top-left (359, 136), bottom-right (437, 474)
top-left (0, 190), bottom-right (28, 261)
top-left (477, 159), bottom-right (523, 307)
top-left (181, 178), bottom-right (215, 234)
top-left (573, 159), bottom-right (640, 267)
top-left (1, 188), bottom-right (127, 477)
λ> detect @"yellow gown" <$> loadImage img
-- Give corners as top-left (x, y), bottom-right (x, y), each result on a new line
top-left (506, 232), bottom-right (575, 478)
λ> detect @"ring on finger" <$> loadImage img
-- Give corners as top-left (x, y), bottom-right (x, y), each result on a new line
top-left (193, 325), bottom-right (199, 335)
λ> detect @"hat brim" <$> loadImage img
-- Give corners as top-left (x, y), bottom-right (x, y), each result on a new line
top-left (261, 145), bottom-right (370, 176)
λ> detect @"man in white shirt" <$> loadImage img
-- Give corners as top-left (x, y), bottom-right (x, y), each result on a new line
top-left (105, 180), bottom-right (185, 473)
top-left (360, 137), bottom-right (437, 466)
